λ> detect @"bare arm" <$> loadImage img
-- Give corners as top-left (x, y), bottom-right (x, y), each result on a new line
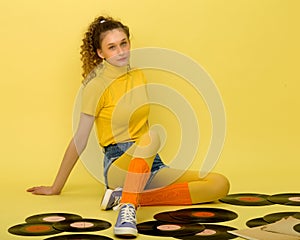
top-left (27, 113), bottom-right (95, 195)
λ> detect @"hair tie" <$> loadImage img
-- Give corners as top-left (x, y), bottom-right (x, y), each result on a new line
top-left (100, 19), bottom-right (106, 24)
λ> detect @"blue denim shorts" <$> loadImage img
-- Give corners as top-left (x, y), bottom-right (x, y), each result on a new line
top-left (103, 141), bottom-right (167, 188)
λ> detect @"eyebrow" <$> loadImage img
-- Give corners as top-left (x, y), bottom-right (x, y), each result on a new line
top-left (107, 38), bottom-right (127, 46)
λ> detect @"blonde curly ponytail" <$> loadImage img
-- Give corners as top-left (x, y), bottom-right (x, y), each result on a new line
top-left (80, 16), bottom-right (130, 79)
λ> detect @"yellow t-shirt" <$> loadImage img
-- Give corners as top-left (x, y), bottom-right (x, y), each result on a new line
top-left (81, 61), bottom-right (150, 147)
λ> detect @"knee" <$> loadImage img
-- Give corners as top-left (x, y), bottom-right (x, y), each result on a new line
top-left (207, 172), bottom-right (230, 198)
top-left (139, 129), bottom-right (161, 150)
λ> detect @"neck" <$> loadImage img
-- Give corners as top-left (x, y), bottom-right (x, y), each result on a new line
top-left (103, 60), bottom-right (128, 79)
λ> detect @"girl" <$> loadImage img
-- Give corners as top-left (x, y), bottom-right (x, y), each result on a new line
top-left (27, 16), bottom-right (230, 238)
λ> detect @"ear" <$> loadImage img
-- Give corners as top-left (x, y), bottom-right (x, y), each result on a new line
top-left (97, 49), bottom-right (104, 59)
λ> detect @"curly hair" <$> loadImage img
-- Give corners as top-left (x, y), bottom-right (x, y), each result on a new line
top-left (80, 16), bottom-right (130, 79)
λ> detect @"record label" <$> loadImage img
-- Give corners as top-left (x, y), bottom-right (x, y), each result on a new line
top-left (193, 212), bottom-right (215, 218)
top-left (157, 224), bottom-right (182, 231)
top-left (137, 220), bottom-right (205, 237)
top-left (220, 193), bottom-right (273, 206)
top-left (268, 193), bottom-right (300, 206)
top-left (44, 216), bottom-right (67, 222)
top-left (237, 197), bottom-right (264, 202)
top-left (196, 229), bottom-right (217, 236)
top-left (70, 222), bottom-right (95, 228)
top-left (8, 222), bottom-right (62, 236)
top-left (45, 234), bottom-right (113, 240)
top-left (26, 213), bottom-right (82, 224)
top-left (53, 219), bottom-right (111, 232)
top-left (169, 208), bottom-right (238, 223)
top-left (289, 197), bottom-right (300, 202)
top-left (175, 224), bottom-right (238, 240)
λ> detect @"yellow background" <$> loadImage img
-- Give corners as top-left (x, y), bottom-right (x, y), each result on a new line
top-left (0, 0), bottom-right (299, 239)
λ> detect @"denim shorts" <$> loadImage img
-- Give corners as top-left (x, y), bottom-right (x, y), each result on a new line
top-left (103, 141), bottom-right (167, 188)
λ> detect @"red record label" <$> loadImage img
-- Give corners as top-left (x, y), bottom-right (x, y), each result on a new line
top-left (192, 212), bottom-right (215, 218)
top-left (8, 223), bottom-right (62, 236)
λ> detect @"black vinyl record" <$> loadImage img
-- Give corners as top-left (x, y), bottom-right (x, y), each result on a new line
top-left (246, 217), bottom-right (269, 228)
top-left (294, 224), bottom-right (300, 233)
top-left (26, 213), bottom-right (82, 224)
top-left (219, 193), bottom-right (274, 206)
top-left (294, 212), bottom-right (300, 219)
top-left (267, 193), bottom-right (300, 206)
top-left (44, 234), bottom-right (113, 240)
top-left (53, 219), bottom-right (111, 232)
top-left (137, 220), bottom-right (205, 237)
top-left (263, 212), bottom-right (300, 223)
top-left (168, 208), bottom-right (238, 223)
top-left (154, 211), bottom-right (189, 223)
top-left (175, 224), bottom-right (238, 240)
top-left (8, 222), bottom-right (62, 236)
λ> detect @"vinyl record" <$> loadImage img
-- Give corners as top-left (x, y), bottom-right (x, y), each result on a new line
top-left (219, 193), bottom-right (274, 206)
top-left (175, 224), bottom-right (238, 239)
top-left (53, 219), bottom-right (111, 232)
top-left (294, 224), bottom-right (300, 233)
top-left (137, 220), bottom-right (205, 237)
top-left (294, 213), bottom-right (300, 219)
top-left (246, 217), bottom-right (269, 228)
top-left (8, 222), bottom-right (62, 236)
top-left (168, 208), bottom-right (238, 223)
top-left (154, 211), bottom-right (189, 223)
top-left (26, 213), bottom-right (82, 224)
top-left (263, 212), bottom-right (300, 223)
top-left (267, 193), bottom-right (300, 206)
top-left (45, 234), bottom-right (113, 240)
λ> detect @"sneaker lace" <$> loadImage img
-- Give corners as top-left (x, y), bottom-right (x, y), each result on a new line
top-left (111, 195), bottom-right (121, 206)
top-left (119, 204), bottom-right (136, 224)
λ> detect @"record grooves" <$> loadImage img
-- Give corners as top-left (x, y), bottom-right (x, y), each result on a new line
top-left (263, 212), bottom-right (300, 223)
top-left (294, 224), bottom-right (300, 234)
top-left (44, 234), bottom-right (113, 240)
top-left (246, 217), bottom-right (269, 228)
top-left (219, 193), bottom-right (274, 206)
top-left (8, 222), bottom-right (62, 236)
top-left (26, 213), bottom-right (82, 223)
top-left (267, 193), bottom-right (300, 206)
top-left (168, 208), bottom-right (238, 223)
top-left (175, 224), bottom-right (238, 240)
top-left (53, 219), bottom-right (111, 232)
top-left (137, 220), bottom-right (205, 237)
top-left (154, 211), bottom-right (191, 223)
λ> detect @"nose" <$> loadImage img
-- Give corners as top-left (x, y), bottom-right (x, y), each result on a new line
top-left (117, 46), bottom-right (124, 55)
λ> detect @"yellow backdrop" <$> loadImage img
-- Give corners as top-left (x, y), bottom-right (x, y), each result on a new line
top-left (0, 2), bottom-right (299, 238)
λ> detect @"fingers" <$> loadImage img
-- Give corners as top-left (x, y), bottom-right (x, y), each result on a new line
top-left (26, 186), bottom-right (48, 195)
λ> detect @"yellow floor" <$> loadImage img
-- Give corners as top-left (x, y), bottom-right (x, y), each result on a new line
top-left (1, 158), bottom-right (299, 240)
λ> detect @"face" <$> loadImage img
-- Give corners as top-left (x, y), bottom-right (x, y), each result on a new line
top-left (97, 28), bottom-right (130, 67)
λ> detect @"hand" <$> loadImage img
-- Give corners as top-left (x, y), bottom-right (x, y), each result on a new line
top-left (26, 186), bottom-right (60, 195)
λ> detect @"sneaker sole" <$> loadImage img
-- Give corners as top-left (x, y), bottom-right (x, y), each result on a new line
top-left (100, 189), bottom-right (113, 210)
top-left (114, 226), bottom-right (138, 237)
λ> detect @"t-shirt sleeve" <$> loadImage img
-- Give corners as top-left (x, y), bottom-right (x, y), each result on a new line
top-left (81, 81), bottom-right (106, 117)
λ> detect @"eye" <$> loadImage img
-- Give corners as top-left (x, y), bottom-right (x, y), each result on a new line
top-left (109, 45), bottom-right (116, 50)
top-left (121, 41), bottom-right (128, 46)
